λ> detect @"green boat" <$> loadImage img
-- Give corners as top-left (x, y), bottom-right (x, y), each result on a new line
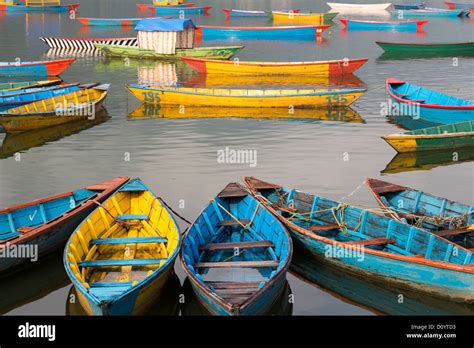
top-left (0, 79), bottom-right (62, 92)
top-left (383, 120), bottom-right (474, 153)
top-left (94, 43), bottom-right (243, 60)
top-left (376, 41), bottom-right (474, 59)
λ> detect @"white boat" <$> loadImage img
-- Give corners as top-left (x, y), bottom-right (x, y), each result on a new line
top-left (327, 2), bottom-right (392, 13)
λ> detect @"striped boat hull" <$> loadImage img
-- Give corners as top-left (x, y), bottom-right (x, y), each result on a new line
top-left (40, 37), bottom-right (138, 50)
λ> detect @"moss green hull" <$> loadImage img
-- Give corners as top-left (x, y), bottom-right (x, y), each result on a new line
top-left (376, 41), bottom-right (474, 59)
top-left (94, 44), bottom-right (243, 60)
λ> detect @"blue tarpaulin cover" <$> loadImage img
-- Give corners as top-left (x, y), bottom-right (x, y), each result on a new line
top-left (134, 18), bottom-right (196, 32)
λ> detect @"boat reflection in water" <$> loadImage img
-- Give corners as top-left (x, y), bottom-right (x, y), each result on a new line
top-left (66, 272), bottom-right (181, 315)
top-left (290, 246), bottom-right (474, 315)
top-left (0, 110), bottom-right (109, 159)
top-left (128, 104), bottom-right (365, 123)
top-left (382, 147), bottom-right (474, 174)
top-left (180, 277), bottom-right (293, 315)
top-left (0, 250), bottom-right (68, 314)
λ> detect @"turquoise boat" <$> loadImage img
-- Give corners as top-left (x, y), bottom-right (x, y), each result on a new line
top-left (389, 8), bottom-right (467, 17)
top-left (0, 83), bottom-right (79, 111)
top-left (0, 177), bottom-right (128, 274)
top-left (64, 178), bottom-right (181, 315)
top-left (386, 77), bottom-right (474, 125)
top-left (244, 177), bottom-right (474, 303)
top-left (366, 178), bottom-right (473, 249)
top-left (180, 183), bottom-right (292, 315)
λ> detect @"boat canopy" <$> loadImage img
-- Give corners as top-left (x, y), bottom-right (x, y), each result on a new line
top-left (135, 18), bottom-right (196, 54)
top-left (134, 18), bottom-right (197, 32)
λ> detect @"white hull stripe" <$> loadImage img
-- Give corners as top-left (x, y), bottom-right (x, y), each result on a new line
top-left (40, 37), bottom-right (138, 49)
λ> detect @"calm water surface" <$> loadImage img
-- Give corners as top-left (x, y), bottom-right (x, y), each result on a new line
top-left (0, 0), bottom-right (473, 315)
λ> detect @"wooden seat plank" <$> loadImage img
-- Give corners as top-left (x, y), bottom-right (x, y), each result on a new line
top-left (195, 260), bottom-right (279, 268)
top-left (308, 224), bottom-right (340, 232)
top-left (206, 281), bottom-right (261, 289)
top-left (90, 237), bottom-right (167, 246)
top-left (199, 240), bottom-right (274, 251)
top-left (343, 237), bottom-right (395, 247)
top-left (434, 229), bottom-right (473, 237)
top-left (79, 258), bottom-right (165, 267)
top-left (218, 219), bottom-right (251, 227)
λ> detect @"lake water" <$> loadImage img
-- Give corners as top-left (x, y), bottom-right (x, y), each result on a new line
top-left (0, 0), bottom-right (473, 315)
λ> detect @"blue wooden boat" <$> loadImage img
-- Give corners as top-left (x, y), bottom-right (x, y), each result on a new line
top-left (0, 177), bottom-right (128, 274)
top-left (339, 18), bottom-right (427, 31)
top-left (386, 77), bottom-right (474, 125)
top-left (393, 3), bottom-right (425, 10)
top-left (222, 8), bottom-right (269, 17)
top-left (445, 1), bottom-right (474, 9)
top-left (0, 58), bottom-right (75, 77)
top-left (366, 178), bottom-right (473, 249)
top-left (77, 17), bottom-right (158, 27)
top-left (244, 177), bottom-right (474, 303)
top-left (150, 5), bottom-right (212, 16)
top-left (0, 83), bottom-right (79, 111)
top-left (64, 178), bottom-right (181, 315)
top-left (389, 8), bottom-right (467, 17)
top-left (180, 183), bottom-right (292, 315)
top-left (0, 1), bottom-right (79, 12)
top-left (196, 24), bottom-right (330, 41)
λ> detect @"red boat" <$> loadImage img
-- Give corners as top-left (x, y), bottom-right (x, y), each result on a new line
top-left (0, 58), bottom-right (75, 77)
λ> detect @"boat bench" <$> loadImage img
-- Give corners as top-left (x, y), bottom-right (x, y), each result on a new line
top-left (78, 258), bottom-right (166, 267)
top-left (344, 237), bottom-right (395, 247)
top-left (308, 224), bottom-right (340, 233)
top-left (194, 260), bottom-right (279, 268)
top-left (218, 219), bottom-right (251, 227)
top-left (205, 281), bottom-right (261, 290)
top-left (434, 228), bottom-right (473, 238)
top-left (90, 237), bottom-right (167, 246)
top-left (199, 240), bottom-right (274, 252)
top-left (116, 214), bottom-right (149, 221)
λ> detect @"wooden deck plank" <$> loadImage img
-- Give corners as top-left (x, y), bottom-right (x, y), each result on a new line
top-left (434, 229), bottom-right (473, 237)
top-left (206, 281), bottom-right (261, 289)
top-left (199, 240), bottom-right (274, 251)
top-left (343, 237), bottom-right (395, 247)
top-left (308, 224), bottom-right (340, 232)
top-left (195, 260), bottom-right (279, 268)
top-left (218, 219), bottom-right (251, 227)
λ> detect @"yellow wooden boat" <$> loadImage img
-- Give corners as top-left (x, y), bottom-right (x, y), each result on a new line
top-left (0, 84), bottom-right (109, 133)
top-left (64, 178), bottom-right (181, 315)
top-left (272, 11), bottom-right (339, 24)
top-left (128, 104), bottom-right (365, 123)
top-left (126, 85), bottom-right (366, 108)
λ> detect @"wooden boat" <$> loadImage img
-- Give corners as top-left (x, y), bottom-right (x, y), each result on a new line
top-left (0, 83), bottom-right (80, 111)
top-left (386, 77), bottom-right (474, 124)
top-left (40, 37), bottom-right (138, 50)
top-left (326, 2), bottom-right (392, 12)
top-left (339, 18), bottom-right (427, 31)
top-left (0, 84), bottom-right (109, 133)
top-left (0, 78), bottom-right (62, 92)
top-left (243, 177), bottom-right (474, 303)
top-left (0, 0), bottom-right (79, 12)
top-left (445, 1), bottom-right (474, 9)
top-left (222, 9), bottom-right (270, 17)
top-left (272, 11), bottom-right (339, 23)
top-left (389, 8), bottom-right (466, 17)
top-left (196, 25), bottom-right (330, 40)
top-left (94, 44), bottom-right (243, 60)
top-left (376, 41), bottom-right (474, 57)
top-left (181, 57), bottom-right (368, 76)
top-left (77, 17), bottom-right (163, 27)
top-left (126, 85), bottom-right (367, 108)
top-left (382, 120), bottom-right (474, 153)
top-left (393, 3), bottom-right (425, 10)
top-left (128, 104), bottom-right (365, 123)
top-left (0, 177), bottom-right (128, 274)
top-left (64, 178), bottom-right (181, 315)
top-left (0, 58), bottom-right (75, 77)
top-left (382, 147), bottom-right (474, 174)
top-left (136, 2), bottom-right (193, 11)
top-left (366, 178), bottom-right (473, 250)
top-left (180, 183), bottom-right (292, 315)
top-left (149, 5), bottom-right (212, 15)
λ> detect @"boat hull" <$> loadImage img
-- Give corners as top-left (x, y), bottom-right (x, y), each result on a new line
top-left (223, 9), bottom-right (269, 17)
top-left (0, 177), bottom-right (128, 274)
top-left (40, 37), bottom-right (138, 50)
top-left (0, 3), bottom-right (79, 12)
top-left (150, 5), bottom-right (211, 15)
top-left (389, 9), bottom-right (465, 17)
top-left (377, 41), bottom-right (474, 55)
top-left (327, 2), bottom-right (391, 12)
top-left (75, 263), bottom-right (175, 315)
top-left (181, 57), bottom-right (368, 76)
top-left (445, 1), bottom-right (474, 9)
top-left (272, 12), bottom-right (338, 23)
top-left (77, 18), bottom-right (145, 26)
top-left (0, 79), bottom-right (62, 92)
top-left (290, 229), bottom-right (474, 303)
top-left (94, 44), bottom-right (243, 60)
top-left (196, 25), bottom-right (329, 41)
top-left (383, 120), bottom-right (474, 152)
top-left (127, 86), bottom-right (366, 108)
top-left (340, 19), bottom-right (426, 31)
top-left (0, 58), bottom-right (75, 77)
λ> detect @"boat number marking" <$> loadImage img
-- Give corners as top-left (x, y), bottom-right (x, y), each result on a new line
top-left (142, 91), bottom-right (160, 103)
top-left (69, 197), bottom-right (76, 209)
